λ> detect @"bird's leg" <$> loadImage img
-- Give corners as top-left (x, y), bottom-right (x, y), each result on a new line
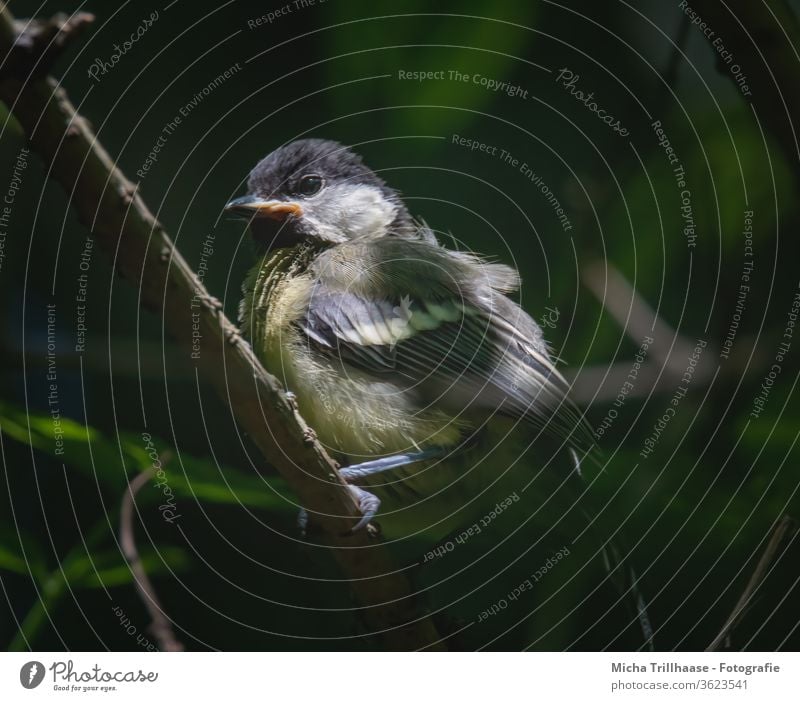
top-left (339, 447), bottom-right (447, 532)
top-left (338, 447), bottom-right (446, 481)
top-left (297, 448), bottom-right (449, 535)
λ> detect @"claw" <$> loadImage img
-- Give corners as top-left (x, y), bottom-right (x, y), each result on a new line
top-left (348, 485), bottom-right (381, 533)
top-left (297, 507), bottom-right (309, 537)
top-left (297, 489), bottom-right (379, 536)
top-left (335, 448), bottom-right (445, 531)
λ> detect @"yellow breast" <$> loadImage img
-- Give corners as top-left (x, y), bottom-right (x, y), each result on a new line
top-left (242, 248), bottom-right (463, 458)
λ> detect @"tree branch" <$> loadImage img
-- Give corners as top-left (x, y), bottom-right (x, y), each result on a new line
top-left (706, 515), bottom-right (797, 651)
top-left (570, 260), bottom-right (714, 404)
top-left (0, 7), bottom-right (444, 650)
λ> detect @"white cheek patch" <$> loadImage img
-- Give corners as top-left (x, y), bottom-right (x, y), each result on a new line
top-left (304, 183), bottom-right (397, 240)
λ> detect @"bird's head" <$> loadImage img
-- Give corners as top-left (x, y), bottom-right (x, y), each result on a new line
top-left (225, 139), bottom-right (413, 250)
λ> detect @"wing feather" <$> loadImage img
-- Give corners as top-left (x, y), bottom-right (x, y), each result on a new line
top-left (297, 239), bottom-right (593, 450)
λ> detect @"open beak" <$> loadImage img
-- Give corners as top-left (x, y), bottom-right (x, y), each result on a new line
top-left (224, 195), bottom-right (303, 220)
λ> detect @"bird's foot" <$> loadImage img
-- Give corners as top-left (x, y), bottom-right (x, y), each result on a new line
top-left (348, 484), bottom-right (381, 533)
top-left (297, 448), bottom-right (446, 535)
top-left (296, 501), bottom-right (381, 537)
top-left (297, 507), bottom-right (309, 537)
top-left (338, 447), bottom-right (447, 532)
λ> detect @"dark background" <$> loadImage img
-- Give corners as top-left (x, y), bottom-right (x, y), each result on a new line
top-left (1, 0), bottom-right (799, 651)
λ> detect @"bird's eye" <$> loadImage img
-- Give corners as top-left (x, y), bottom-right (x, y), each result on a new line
top-left (294, 174), bottom-right (324, 197)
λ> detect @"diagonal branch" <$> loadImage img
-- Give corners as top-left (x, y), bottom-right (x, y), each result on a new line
top-left (0, 7), bottom-right (444, 650)
top-left (706, 515), bottom-right (797, 651)
top-left (570, 260), bottom-right (715, 404)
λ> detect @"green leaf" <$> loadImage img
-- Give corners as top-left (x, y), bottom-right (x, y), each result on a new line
top-left (0, 525), bottom-right (48, 581)
top-left (68, 546), bottom-right (190, 589)
top-left (0, 400), bottom-right (137, 490)
top-left (0, 401), bottom-right (294, 514)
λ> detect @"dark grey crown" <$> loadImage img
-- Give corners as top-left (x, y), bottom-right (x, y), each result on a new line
top-left (247, 139), bottom-right (393, 201)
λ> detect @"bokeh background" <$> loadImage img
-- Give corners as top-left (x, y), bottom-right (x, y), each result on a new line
top-left (1, 0), bottom-right (799, 651)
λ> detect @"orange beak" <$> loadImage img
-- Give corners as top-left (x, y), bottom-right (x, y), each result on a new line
top-left (224, 195), bottom-right (303, 220)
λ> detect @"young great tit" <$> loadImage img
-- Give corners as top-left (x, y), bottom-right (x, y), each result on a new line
top-left (226, 139), bottom-right (652, 647)
top-left (226, 138), bottom-right (593, 530)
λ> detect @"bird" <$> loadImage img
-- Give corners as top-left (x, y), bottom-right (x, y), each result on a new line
top-left (226, 138), bottom-right (651, 646)
top-left (226, 138), bottom-right (592, 521)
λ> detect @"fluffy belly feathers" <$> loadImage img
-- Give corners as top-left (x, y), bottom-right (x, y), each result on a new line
top-left (267, 334), bottom-right (464, 457)
top-left (245, 250), bottom-right (463, 458)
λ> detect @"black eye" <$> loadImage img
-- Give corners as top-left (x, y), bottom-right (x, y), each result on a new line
top-left (294, 174), bottom-right (324, 197)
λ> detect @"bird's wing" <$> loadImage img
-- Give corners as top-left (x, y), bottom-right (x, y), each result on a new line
top-left (299, 238), bottom-right (592, 450)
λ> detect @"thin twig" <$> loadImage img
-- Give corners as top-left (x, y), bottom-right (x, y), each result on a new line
top-left (661, 10), bottom-right (691, 96)
top-left (575, 260), bottom-right (715, 404)
top-left (120, 452), bottom-right (184, 652)
top-left (706, 515), bottom-right (797, 651)
top-left (691, 0), bottom-right (800, 182)
top-left (582, 260), bottom-right (704, 375)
